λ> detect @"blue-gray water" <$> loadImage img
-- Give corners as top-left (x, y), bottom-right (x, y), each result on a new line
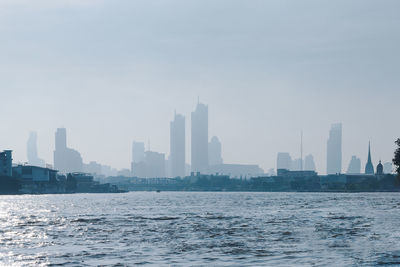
top-left (1, 192), bottom-right (400, 266)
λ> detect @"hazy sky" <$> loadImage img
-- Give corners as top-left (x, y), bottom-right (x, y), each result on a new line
top-left (1, 0), bottom-right (399, 174)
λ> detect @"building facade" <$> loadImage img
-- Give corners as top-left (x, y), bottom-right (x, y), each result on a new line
top-left (170, 113), bottom-right (186, 177)
top-left (191, 102), bottom-right (208, 173)
top-left (327, 123), bottom-right (342, 174)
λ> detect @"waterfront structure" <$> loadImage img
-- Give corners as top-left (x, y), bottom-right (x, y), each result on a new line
top-left (53, 128), bottom-right (83, 174)
top-left (277, 152), bottom-right (292, 171)
top-left (0, 150), bottom-right (13, 177)
top-left (27, 132), bottom-right (45, 167)
top-left (13, 165), bottom-right (57, 182)
top-left (327, 123), bottom-right (342, 174)
top-left (208, 136), bottom-right (223, 166)
top-left (365, 142), bottom-right (374, 175)
top-left (208, 163), bottom-right (264, 178)
top-left (191, 102), bottom-right (208, 173)
top-left (304, 154), bottom-right (316, 171)
top-left (170, 113), bottom-right (186, 177)
top-left (347, 156), bottom-right (361, 174)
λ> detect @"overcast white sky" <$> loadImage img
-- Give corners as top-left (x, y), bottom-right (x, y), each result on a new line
top-left (0, 0), bottom-right (399, 174)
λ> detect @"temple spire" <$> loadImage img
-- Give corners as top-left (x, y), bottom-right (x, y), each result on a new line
top-left (365, 141), bottom-right (374, 174)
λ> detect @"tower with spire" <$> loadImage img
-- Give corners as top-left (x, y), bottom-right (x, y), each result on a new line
top-left (365, 142), bottom-right (374, 174)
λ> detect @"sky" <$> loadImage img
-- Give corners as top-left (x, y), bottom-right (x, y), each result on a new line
top-left (0, 0), bottom-right (399, 174)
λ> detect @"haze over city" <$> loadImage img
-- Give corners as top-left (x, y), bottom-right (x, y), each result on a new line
top-left (1, 0), bottom-right (399, 174)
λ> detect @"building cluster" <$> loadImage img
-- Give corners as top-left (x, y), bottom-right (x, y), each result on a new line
top-left (0, 150), bottom-right (122, 194)
top-left (277, 123), bottom-right (393, 177)
top-left (130, 101), bottom-right (264, 179)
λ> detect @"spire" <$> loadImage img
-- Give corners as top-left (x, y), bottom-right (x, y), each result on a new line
top-left (365, 141), bottom-right (374, 174)
top-left (368, 141), bottom-right (372, 162)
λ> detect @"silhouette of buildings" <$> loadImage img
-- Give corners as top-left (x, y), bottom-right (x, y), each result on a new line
top-left (27, 132), bottom-right (45, 167)
top-left (277, 152), bottom-right (292, 171)
top-left (304, 154), bottom-right (316, 171)
top-left (383, 162), bottom-right (393, 174)
top-left (131, 141), bottom-right (146, 177)
top-left (207, 163), bottom-right (264, 178)
top-left (327, 123), bottom-right (342, 174)
top-left (208, 136), bottom-right (223, 166)
top-left (53, 128), bottom-right (83, 174)
top-left (13, 165), bottom-right (57, 182)
top-left (347, 156), bottom-right (361, 174)
top-left (0, 150), bottom-right (13, 177)
top-left (144, 151), bottom-right (165, 178)
top-left (191, 102), bottom-right (208, 173)
top-left (365, 142), bottom-right (374, 174)
top-left (83, 161), bottom-right (102, 176)
top-left (170, 113), bottom-right (186, 177)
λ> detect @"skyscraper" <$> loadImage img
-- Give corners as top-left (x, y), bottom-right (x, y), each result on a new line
top-left (170, 113), bottom-right (186, 177)
top-left (208, 136), bottom-right (223, 166)
top-left (53, 128), bottom-right (83, 174)
top-left (327, 123), bottom-right (342, 174)
top-left (27, 131), bottom-right (45, 167)
top-left (365, 142), bottom-right (374, 174)
top-left (347, 156), bottom-right (361, 174)
top-left (132, 142), bottom-right (145, 164)
top-left (191, 102), bottom-right (208, 173)
top-left (131, 141), bottom-right (146, 177)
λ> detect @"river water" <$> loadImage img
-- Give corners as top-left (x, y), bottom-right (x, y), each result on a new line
top-left (1, 192), bottom-right (400, 266)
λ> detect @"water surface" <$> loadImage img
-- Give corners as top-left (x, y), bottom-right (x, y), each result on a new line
top-left (1, 192), bottom-right (400, 266)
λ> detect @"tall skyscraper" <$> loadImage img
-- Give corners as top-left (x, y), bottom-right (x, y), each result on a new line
top-left (208, 136), bottom-right (223, 166)
top-left (191, 102), bottom-right (208, 173)
top-left (365, 142), bottom-right (374, 174)
top-left (277, 152), bottom-right (292, 170)
top-left (327, 123), bottom-right (342, 174)
top-left (53, 128), bottom-right (83, 174)
top-left (27, 131), bottom-right (45, 167)
top-left (347, 156), bottom-right (361, 174)
top-left (170, 113), bottom-right (186, 177)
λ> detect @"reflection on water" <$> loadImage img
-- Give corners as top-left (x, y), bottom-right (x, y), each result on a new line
top-left (1, 192), bottom-right (400, 266)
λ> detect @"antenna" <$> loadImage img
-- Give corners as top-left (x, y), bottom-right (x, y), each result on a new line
top-left (301, 130), bottom-right (303, 171)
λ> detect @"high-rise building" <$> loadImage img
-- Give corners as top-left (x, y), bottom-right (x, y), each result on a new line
top-left (277, 152), bottom-right (292, 170)
top-left (365, 142), bottom-right (374, 174)
top-left (131, 141), bottom-right (146, 177)
top-left (170, 113), bottom-right (186, 177)
top-left (208, 136), bottom-right (223, 166)
top-left (347, 156), bottom-right (361, 174)
top-left (27, 131), bottom-right (45, 167)
top-left (191, 102), bottom-right (208, 173)
top-left (132, 142), bottom-right (145, 164)
top-left (53, 128), bottom-right (83, 174)
top-left (304, 154), bottom-right (316, 171)
top-left (327, 123), bottom-right (342, 174)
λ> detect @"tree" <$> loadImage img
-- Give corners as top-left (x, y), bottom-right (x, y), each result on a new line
top-left (393, 139), bottom-right (400, 176)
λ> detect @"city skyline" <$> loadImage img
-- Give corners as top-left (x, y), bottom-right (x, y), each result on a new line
top-left (0, 1), bottom-right (399, 174)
